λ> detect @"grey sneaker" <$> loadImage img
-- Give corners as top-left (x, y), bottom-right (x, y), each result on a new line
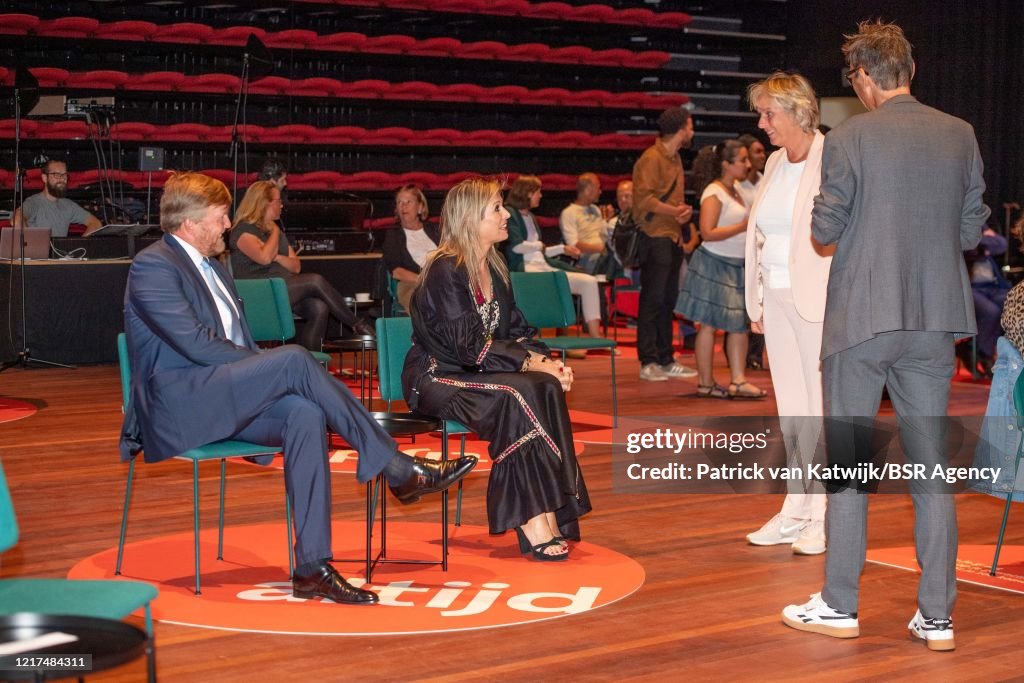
top-left (660, 362), bottom-right (698, 378)
top-left (639, 363), bottom-right (669, 381)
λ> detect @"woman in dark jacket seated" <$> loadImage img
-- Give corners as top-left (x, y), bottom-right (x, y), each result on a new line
top-left (230, 181), bottom-right (374, 349)
top-left (382, 184), bottom-right (441, 312)
top-left (402, 177), bottom-right (591, 561)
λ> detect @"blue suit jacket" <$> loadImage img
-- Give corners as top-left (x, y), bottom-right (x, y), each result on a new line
top-left (120, 234), bottom-right (259, 462)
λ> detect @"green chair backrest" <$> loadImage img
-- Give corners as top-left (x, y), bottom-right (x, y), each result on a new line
top-left (0, 460), bottom-right (20, 554)
top-left (376, 317), bottom-right (413, 405)
top-left (117, 332), bottom-right (131, 410)
top-left (1014, 369), bottom-right (1024, 427)
top-left (510, 271), bottom-right (575, 331)
top-left (236, 277), bottom-right (294, 343)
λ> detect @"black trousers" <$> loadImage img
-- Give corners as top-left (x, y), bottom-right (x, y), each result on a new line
top-left (637, 234), bottom-right (683, 366)
top-left (287, 273), bottom-right (359, 350)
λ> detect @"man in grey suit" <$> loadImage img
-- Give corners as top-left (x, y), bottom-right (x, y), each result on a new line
top-left (781, 21), bottom-right (989, 652)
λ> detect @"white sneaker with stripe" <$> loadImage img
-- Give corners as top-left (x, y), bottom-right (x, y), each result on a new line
top-left (782, 593), bottom-right (859, 638)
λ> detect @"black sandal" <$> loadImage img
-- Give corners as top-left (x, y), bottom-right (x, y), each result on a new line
top-left (515, 527), bottom-right (569, 562)
top-left (728, 381), bottom-right (767, 399)
top-left (697, 383), bottom-right (730, 399)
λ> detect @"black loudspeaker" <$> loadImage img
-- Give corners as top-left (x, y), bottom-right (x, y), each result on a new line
top-left (138, 147), bottom-right (165, 172)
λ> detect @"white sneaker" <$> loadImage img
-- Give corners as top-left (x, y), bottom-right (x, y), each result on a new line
top-left (782, 593), bottom-right (859, 638)
top-left (639, 363), bottom-right (668, 381)
top-left (660, 362), bottom-right (698, 378)
top-left (908, 610), bottom-right (955, 651)
top-left (747, 514), bottom-right (807, 546)
top-left (792, 520), bottom-right (827, 555)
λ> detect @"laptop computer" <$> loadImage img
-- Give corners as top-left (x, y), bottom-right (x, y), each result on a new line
top-left (0, 227), bottom-right (52, 260)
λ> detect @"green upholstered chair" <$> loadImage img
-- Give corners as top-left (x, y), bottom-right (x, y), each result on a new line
top-left (991, 369), bottom-right (1024, 575)
top-left (234, 277), bottom-right (332, 366)
top-left (0, 459), bottom-right (159, 681)
top-left (510, 270), bottom-right (618, 426)
top-left (115, 333), bottom-right (293, 595)
top-left (375, 317), bottom-right (469, 527)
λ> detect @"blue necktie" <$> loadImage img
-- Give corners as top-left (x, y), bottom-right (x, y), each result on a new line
top-left (200, 258), bottom-right (245, 346)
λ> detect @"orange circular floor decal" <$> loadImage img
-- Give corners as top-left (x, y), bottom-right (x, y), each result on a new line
top-left (69, 521), bottom-right (644, 635)
top-left (0, 397), bottom-right (37, 423)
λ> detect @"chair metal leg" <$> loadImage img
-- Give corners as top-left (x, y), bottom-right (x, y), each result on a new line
top-left (285, 492), bottom-right (294, 580)
top-left (610, 352), bottom-right (618, 428)
top-left (441, 425), bottom-right (449, 566)
top-left (991, 447), bottom-right (1024, 575)
top-left (192, 460), bottom-right (201, 595)
top-left (217, 459), bottom-right (226, 561)
top-left (144, 603), bottom-right (157, 683)
top-left (115, 458), bottom-right (136, 576)
top-left (455, 434), bottom-right (466, 527)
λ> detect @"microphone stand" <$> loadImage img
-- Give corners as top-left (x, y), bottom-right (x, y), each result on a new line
top-left (228, 35), bottom-right (272, 211)
top-left (2, 67), bottom-right (75, 371)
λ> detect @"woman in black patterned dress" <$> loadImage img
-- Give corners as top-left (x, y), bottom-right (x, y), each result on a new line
top-left (402, 177), bottom-right (591, 561)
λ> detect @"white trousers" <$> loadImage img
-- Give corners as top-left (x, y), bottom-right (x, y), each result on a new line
top-left (525, 266), bottom-right (601, 323)
top-left (762, 286), bottom-right (827, 522)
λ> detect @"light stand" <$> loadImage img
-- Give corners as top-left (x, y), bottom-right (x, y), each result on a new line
top-left (1, 67), bottom-right (75, 371)
top-left (228, 35), bottom-right (273, 209)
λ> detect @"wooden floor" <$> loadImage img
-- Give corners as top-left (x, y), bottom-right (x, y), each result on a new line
top-left (2, 339), bottom-right (1022, 682)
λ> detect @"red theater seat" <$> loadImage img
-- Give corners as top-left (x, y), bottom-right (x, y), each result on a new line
top-left (625, 51), bottom-right (672, 69)
top-left (504, 43), bottom-right (550, 62)
top-left (111, 122), bottom-right (157, 141)
top-left (247, 76), bottom-right (291, 96)
top-left (659, 12), bottom-right (692, 28)
top-left (463, 129), bottom-right (506, 146)
top-left (387, 81), bottom-right (437, 100)
top-left (457, 41), bottom-right (509, 60)
top-left (289, 171), bottom-right (343, 190)
top-left (265, 29), bottom-right (319, 50)
top-left (489, 85), bottom-right (530, 104)
top-left (261, 124), bottom-right (318, 144)
top-left (519, 87), bottom-right (571, 106)
top-left (573, 4), bottom-right (615, 23)
top-left (507, 130), bottom-right (549, 147)
top-left (200, 169), bottom-right (243, 186)
top-left (0, 14), bottom-right (40, 35)
top-left (66, 70), bottom-right (130, 90)
top-left (348, 171), bottom-right (397, 189)
top-left (209, 26), bottom-right (267, 46)
top-left (29, 67), bottom-right (70, 87)
top-left (591, 48), bottom-right (636, 67)
top-left (548, 131), bottom-right (591, 147)
top-left (418, 128), bottom-right (464, 146)
top-left (33, 121), bottom-right (88, 140)
top-left (413, 37), bottom-right (460, 58)
top-left (188, 73), bottom-right (241, 94)
top-left (547, 46), bottom-right (592, 64)
top-left (123, 71), bottom-right (185, 91)
top-left (317, 31), bottom-right (368, 52)
top-left (541, 173), bottom-right (577, 190)
top-left (617, 8), bottom-right (656, 25)
top-left (37, 17), bottom-right (99, 38)
top-left (490, 0), bottom-right (529, 13)
top-left (317, 126), bottom-right (367, 144)
top-left (338, 79), bottom-right (392, 100)
top-left (92, 20), bottom-right (158, 42)
top-left (398, 172), bottom-right (442, 188)
top-left (0, 119), bottom-right (38, 138)
top-left (290, 77), bottom-right (342, 98)
top-left (363, 34), bottom-right (417, 54)
top-left (437, 83), bottom-right (485, 102)
top-left (528, 2), bottom-right (574, 20)
top-left (161, 123), bottom-right (213, 142)
top-left (360, 127), bottom-right (415, 145)
top-left (153, 23), bottom-right (216, 44)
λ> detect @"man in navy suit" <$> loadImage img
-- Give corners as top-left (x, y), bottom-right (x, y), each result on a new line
top-left (120, 172), bottom-right (476, 604)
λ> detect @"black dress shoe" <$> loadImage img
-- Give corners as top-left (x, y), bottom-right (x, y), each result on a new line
top-left (352, 319), bottom-right (376, 337)
top-left (292, 561), bottom-right (378, 604)
top-left (389, 455), bottom-right (478, 505)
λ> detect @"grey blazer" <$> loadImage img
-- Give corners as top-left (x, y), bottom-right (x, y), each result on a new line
top-left (811, 94), bottom-right (990, 359)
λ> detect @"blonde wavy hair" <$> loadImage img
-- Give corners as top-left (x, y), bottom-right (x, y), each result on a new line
top-left (421, 177), bottom-right (509, 295)
top-left (232, 180), bottom-right (278, 234)
top-left (747, 71), bottom-right (820, 134)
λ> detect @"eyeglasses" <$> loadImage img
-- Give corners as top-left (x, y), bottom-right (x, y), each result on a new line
top-left (845, 66), bottom-right (864, 84)
top-left (44, 172), bottom-right (68, 179)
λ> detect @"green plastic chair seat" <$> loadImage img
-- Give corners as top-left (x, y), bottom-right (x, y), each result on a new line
top-left (445, 420), bottom-right (470, 434)
top-left (235, 277), bottom-right (330, 366)
top-left (0, 580), bottom-right (158, 618)
top-left (542, 337), bottom-right (617, 350)
top-left (179, 441), bottom-right (280, 461)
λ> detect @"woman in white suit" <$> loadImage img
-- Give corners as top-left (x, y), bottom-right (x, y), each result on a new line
top-left (743, 72), bottom-right (834, 555)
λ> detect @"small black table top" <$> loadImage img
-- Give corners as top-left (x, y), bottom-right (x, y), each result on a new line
top-left (322, 334), bottom-right (377, 352)
top-left (0, 613), bottom-right (146, 682)
top-left (369, 411), bottom-right (440, 437)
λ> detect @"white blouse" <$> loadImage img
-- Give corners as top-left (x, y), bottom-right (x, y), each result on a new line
top-left (755, 157), bottom-right (805, 288)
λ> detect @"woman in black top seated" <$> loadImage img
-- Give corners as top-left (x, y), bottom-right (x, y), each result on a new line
top-left (402, 177), bottom-right (591, 561)
top-left (381, 184), bottom-right (441, 312)
top-left (230, 181), bottom-right (374, 349)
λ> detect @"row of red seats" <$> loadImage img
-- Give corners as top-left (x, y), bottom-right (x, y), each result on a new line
top-left (0, 67), bottom-right (688, 111)
top-left (363, 213), bottom-right (560, 230)
top-left (0, 119), bottom-right (650, 150)
top-left (0, 15), bottom-right (672, 70)
top-left (2, 168), bottom-right (630, 193)
top-left (293, 0), bottom-right (692, 28)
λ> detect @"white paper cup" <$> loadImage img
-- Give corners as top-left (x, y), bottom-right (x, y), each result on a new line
top-left (355, 292), bottom-right (371, 302)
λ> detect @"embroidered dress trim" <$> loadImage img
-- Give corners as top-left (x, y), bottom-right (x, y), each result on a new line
top-left (430, 375), bottom-right (561, 464)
